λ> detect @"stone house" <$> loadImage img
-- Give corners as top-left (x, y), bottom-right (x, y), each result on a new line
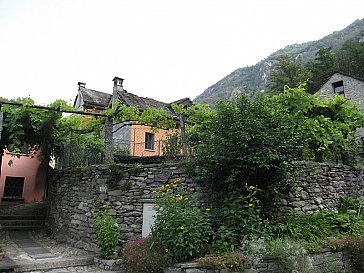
top-left (318, 72), bottom-right (364, 110)
top-left (318, 72), bottom-right (364, 139)
top-left (74, 77), bottom-right (192, 157)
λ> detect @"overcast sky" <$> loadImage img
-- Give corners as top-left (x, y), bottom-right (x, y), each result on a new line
top-left (0, 0), bottom-right (363, 105)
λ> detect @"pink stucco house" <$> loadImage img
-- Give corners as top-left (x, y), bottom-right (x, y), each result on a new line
top-left (0, 149), bottom-right (48, 204)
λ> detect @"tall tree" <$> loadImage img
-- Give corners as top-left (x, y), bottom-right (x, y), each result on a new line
top-left (335, 39), bottom-right (364, 79)
top-left (307, 47), bottom-right (335, 93)
top-left (269, 55), bottom-right (312, 93)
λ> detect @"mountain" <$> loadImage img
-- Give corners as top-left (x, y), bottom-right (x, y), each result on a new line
top-left (195, 19), bottom-right (364, 105)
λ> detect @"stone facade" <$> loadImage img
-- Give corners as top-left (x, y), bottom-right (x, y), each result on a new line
top-left (318, 72), bottom-right (364, 111)
top-left (47, 161), bottom-right (364, 254)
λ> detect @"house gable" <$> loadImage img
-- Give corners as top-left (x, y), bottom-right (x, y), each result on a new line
top-left (318, 72), bottom-right (364, 110)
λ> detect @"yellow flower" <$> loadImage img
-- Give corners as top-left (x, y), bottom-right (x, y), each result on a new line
top-left (185, 197), bottom-right (189, 201)
top-left (248, 203), bottom-right (254, 207)
top-left (166, 184), bottom-right (170, 187)
top-left (205, 208), bottom-right (211, 211)
top-left (154, 205), bottom-right (160, 209)
top-left (249, 186), bottom-right (255, 189)
top-left (179, 226), bottom-right (185, 230)
top-left (165, 248), bottom-right (169, 253)
top-left (179, 195), bottom-right (183, 200)
top-left (161, 185), bottom-right (165, 190)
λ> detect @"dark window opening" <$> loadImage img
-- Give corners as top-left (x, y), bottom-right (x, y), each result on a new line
top-left (3, 176), bottom-right (24, 200)
top-left (333, 81), bottom-right (344, 96)
top-left (145, 132), bottom-right (155, 150)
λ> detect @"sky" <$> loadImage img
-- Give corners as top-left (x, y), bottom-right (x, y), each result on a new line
top-left (0, 0), bottom-right (363, 106)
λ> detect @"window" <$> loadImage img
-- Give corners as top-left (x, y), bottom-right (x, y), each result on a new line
top-left (145, 132), bottom-right (155, 150)
top-left (333, 81), bottom-right (344, 96)
top-left (3, 176), bottom-right (25, 200)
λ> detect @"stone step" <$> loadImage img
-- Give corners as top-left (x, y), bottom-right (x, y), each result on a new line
top-left (1, 225), bottom-right (45, 231)
top-left (0, 219), bottom-right (44, 226)
top-left (0, 214), bottom-right (46, 220)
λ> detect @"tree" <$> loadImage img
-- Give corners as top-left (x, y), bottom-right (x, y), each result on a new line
top-left (191, 94), bottom-right (302, 211)
top-left (307, 47), bottom-right (335, 93)
top-left (269, 55), bottom-right (312, 93)
top-left (335, 39), bottom-right (364, 79)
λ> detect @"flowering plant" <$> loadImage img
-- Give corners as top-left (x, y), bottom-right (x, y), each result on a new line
top-left (152, 179), bottom-right (212, 262)
top-left (122, 237), bottom-right (167, 273)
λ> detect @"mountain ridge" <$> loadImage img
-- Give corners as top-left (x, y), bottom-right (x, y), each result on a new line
top-left (195, 19), bottom-right (364, 105)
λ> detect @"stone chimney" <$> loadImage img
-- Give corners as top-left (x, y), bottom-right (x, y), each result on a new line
top-left (112, 77), bottom-right (124, 109)
top-left (78, 82), bottom-right (86, 90)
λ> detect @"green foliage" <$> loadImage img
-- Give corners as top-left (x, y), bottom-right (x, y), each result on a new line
top-left (113, 101), bottom-right (175, 131)
top-left (93, 208), bottom-right (122, 259)
top-left (107, 163), bottom-right (123, 189)
top-left (211, 185), bottom-right (271, 253)
top-left (152, 180), bottom-right (213, 262)
top-left (266, 238), bottom-right (312, 273)
top-left (122, 237), bottom-right (167, 273)
top-left (269, 54), bottom-right (312, 93)
top-left (339, 196), bottom-right (364, 216)
top-left (191, 94), bottom-right (301, 211)
top-left (272, 85), bottom-right (364, 163)
top-left (275, 210), bottom-right (364, 245)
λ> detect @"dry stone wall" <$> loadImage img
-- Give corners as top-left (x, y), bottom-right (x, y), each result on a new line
top-left (47, 162), bottom-right (210, 252)
top-left (283, 161), bottom-right (364, 213)
top-left (47, 161), bottom-right (364, 253)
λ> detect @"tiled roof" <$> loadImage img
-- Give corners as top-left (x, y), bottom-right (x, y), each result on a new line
top-left (78, 87), bottom-right (192, 115)
top-left (79, 87), bottom-right (112, 109)
top-left (117, 90), bottom-right (175, 115)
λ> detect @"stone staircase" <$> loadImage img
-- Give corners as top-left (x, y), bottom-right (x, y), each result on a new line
top-left (0, 201), bottom-right (47, 230)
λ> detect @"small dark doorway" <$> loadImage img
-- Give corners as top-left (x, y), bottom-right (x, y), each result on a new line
top-left (3, 176), bottom-right (25, 201)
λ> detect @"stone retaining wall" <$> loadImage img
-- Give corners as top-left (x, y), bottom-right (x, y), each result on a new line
top-left (284, 161), bottom-right (364, 213)
top-left (164, 249), bottom-right (351, 273)
top-left (47, 162), bottom-right (210, 252)
top-left (47, 161), bottom-right (364, 252)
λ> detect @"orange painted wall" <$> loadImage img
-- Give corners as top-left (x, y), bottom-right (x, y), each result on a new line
top-left (129, 125), bottom-right (173, 157)
top-left (0, 150), bottom-right (48, 203)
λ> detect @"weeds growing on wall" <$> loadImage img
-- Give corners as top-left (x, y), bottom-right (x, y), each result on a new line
top-left (93, 208), bottom-right (122, 259)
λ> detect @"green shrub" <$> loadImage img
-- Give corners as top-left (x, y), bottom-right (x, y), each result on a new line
top-left (152, 180), bottom-right (212, 262)
top-left (267, 238), bottom-right (312, 273)
top-left (211, 184), bottom-right (271, 253)
top-left (93, 208), bottom-right (122, 259)
top-left (339, 196), bottom-right (364, 216)
top-left (276, 210), bottom-right (364, 243)
top-left (122, 237), bottom-right (167, 273)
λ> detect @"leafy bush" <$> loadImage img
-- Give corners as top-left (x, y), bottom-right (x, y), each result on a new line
top-left (276, 210), bottom-right (364, 243)
top-left (93, 208), bottom-right (122, 259)
top-left (267, 238), bottom-right (312, 273)
top-left (152, 180), bottom-right (213, 262)
top-left (211, 184), bottom-right (271, 253)
top-left (339, 196), bottom-right (364, 216)
top-left (122, 237), bottom-right (167, 273)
